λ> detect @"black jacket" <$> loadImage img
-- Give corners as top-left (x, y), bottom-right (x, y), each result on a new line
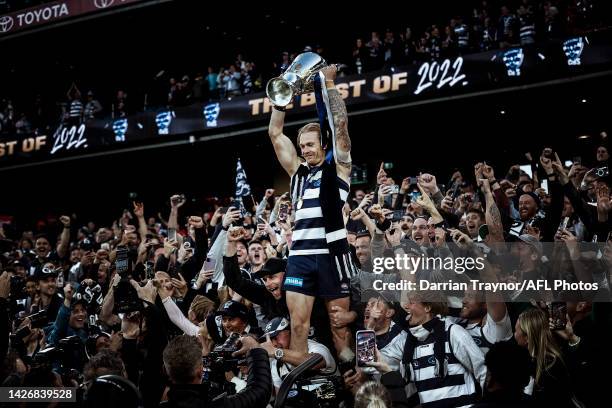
top-left (163, 348), bottom-right (272, 408)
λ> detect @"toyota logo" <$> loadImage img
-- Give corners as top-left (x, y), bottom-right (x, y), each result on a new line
top-left (0, 16), bottom-right (14, 33)
top-left (93, 0), bottom-right (115, 8)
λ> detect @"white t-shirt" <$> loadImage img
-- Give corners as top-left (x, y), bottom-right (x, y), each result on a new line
top-left (271, 339), bottom-right (337, 389)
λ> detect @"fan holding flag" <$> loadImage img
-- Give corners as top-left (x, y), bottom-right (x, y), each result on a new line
top-left (267, 61), bottom-right (355, 367)
top-left (232, 158), bottom-right (252, 219)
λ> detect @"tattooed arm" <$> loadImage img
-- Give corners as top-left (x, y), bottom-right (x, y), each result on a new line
top-left (321, 66), bottom-right (352, 179)
top-left (482, 179), bottom-right (504, 244)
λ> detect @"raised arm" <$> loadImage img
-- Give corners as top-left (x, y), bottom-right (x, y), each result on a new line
top-left (268, 109), bottom-right (300, 176)
top-left (57, 215), bottom-right (71, 259)
top-left (322, 66), bottom-right (352, 178)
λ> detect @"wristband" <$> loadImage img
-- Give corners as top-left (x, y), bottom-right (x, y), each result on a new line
top-left (377, 218), bottom-right (391, 232)
top-left (273, 105), bottom-right (286, 112)
top-left (222, 225), bottom-right (230, 231)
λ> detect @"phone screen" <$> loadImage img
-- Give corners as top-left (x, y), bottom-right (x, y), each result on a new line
top-left (541, 179), bottom-right (549, 195)
top-left (279, 203), bottom-right (289, 221)
top-left (356, 330), bottom-right (376, 367)
top-left (168, 228), bottom-right (177, 241)
top-left (549, 302), bottom-right (567, 330)
top-left (519, 164), bottom-right (533, 178)
top-left (204, 257), bottom-right (217, 271)
top-left (559, 216), bottom-right (570, 231)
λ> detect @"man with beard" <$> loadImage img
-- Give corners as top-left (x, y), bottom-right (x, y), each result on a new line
top-left (411, 217), bottom-right (431, 249)
top-left (354, 233), bottom-right (372, 270)
top-left (515, 150), bottom-right (564, 241)
top-left (465, 209), bottom-right (485, 240)
top-left (29, 216), bottom-right (71, 275)
top-left (447, 288), bottom-right (512, 355)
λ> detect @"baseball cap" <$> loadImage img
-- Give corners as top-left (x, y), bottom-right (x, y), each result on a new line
top-left (219, 301), bottom-right (249, 320)
top-left (34, 266), bottom-right (58, 280)
top-left (517, 191), bottom-right (541, 208)
top-left (12, 259), bottom-right (26, 268)
top-left (253, 257), bottom-right (286, 279)
top-left (263, 316), bottom-right (290, 339)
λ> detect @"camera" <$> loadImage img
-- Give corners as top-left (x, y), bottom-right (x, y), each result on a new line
top-left (25, 309), bottom-right (48, 328)
top-left (595, 166), bottom-right (609, 178)
top-left (9, 275), bottom-right (25, 299)
top-left (283, 375), bottom-right (345, 408)
top-left (32, 336), bottom-right (88, 380)
top-left (204, 332), bottom-right (242, 370)
top-left (201, 333), bottom-right (242, 399)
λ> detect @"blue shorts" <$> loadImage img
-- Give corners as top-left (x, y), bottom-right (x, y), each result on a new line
top-left (283, 254), bottom-right (350, 299)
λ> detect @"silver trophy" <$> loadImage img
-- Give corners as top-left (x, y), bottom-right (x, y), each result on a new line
top-left (266, 52), bottom-right (329, 107)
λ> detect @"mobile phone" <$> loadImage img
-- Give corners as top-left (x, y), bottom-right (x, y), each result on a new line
top-left (278, 203), bottom-right (289, 221)
top-left (451, 183), bottom-right (462, 200)
top-left (115, 245), bottom-right (129, 275)
top-left (204, 257), bottom-right (217, 271)
top-left (168, 228), bottom-right (177, 241)
top-left (541, 179), bottom-right (549, 195)
top-left (548, 302), bottom-right (567, 330)
top-left (519, 164), bottom-right (533, 179)
top-left (478, 224), bottom-right (489, 242)
top-left (543, 148), bottom-right (555, 160)
top-left (410, 191), bottom-right (421, 203)
top-left (356, 330), bottom-right (376, 367)
top-left (392, 210), bottom-right (404, 222)
top-left (573, 156), bottom-right (582, 165)
top-left (408, 177), bottom-right (418, 186)
top-left (388, 184), bottom-right (400, 194)
top-left (559, 216), bottom-right (570, 231)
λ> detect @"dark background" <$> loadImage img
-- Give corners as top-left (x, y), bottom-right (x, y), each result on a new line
top-left (0, 0), bottom-right (611, 226)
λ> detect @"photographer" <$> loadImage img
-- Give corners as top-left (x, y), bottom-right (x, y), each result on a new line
top-left (29, 215), bottom-right (71, 274)
top-left (124, 279), bottom-right (169, 408)
top-left (162, 334), bottom-right (271, 408)
top-left (259, 316), bottom-right (337, 392)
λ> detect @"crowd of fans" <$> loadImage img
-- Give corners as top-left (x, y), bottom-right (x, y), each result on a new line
top-left (1, 126), bottom-right (612, 407)
top-left (0, 0), bottom-right (605, 137)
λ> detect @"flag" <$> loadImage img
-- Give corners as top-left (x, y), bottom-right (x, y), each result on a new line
top-left (235, 158), bottom-right (251, 197)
